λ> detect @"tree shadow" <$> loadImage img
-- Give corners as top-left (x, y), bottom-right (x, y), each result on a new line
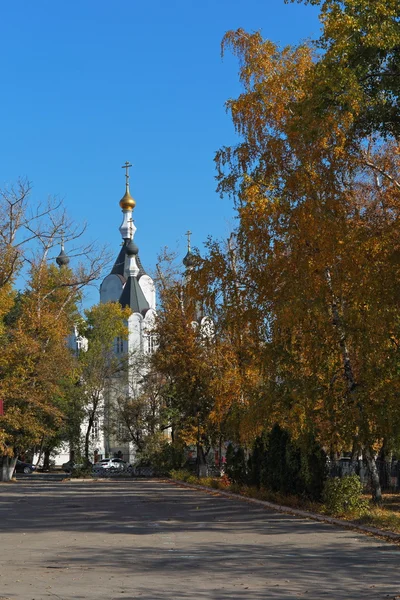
top-left (0, 479), bottom-right (399, 600)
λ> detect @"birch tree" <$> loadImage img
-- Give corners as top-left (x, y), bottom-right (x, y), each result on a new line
top-left (213, 29), bottom-right (400, 502)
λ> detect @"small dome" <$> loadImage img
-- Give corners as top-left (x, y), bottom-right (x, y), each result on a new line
top-left (183, 250), bottom-right (196, 268)
top-left (56, 249), bottom-right (70, 267)
top-left (125, 239), bottom-right (139, 256)
top-left (119, 186), bottom-right (136, 210)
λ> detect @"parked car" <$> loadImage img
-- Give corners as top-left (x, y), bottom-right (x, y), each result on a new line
top-left (92, 458), bottom-right (132, 472)
top-left (15, 460), bottom-right (36, 474)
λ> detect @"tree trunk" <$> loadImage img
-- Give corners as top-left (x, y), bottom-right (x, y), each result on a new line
top-left (364, 447), bottom-right (382, 505)
top-left (379, 442), bottom-right (392, 490)
top-left (84, 418), bottom-right (94, 461)
top-left (197, 443), bottom-right (208, 478)
top-left (35, 435), bottom-right (45, 467)
top-left (85, 395), bottom-right (100, 460)
top-left (0, 456), bottom-right (17, 482)
top-left (325, 268), bottom-right (357, 393)
top-left (43, 448), bottom-right (51, 472)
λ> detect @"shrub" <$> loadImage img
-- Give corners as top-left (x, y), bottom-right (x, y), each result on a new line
top-left (247, 432), bottom-right (268, 488)
top-left (226, 443), bottom-right (248, 484)
top-left (322, 475), bottom-right (369, 515)
top-left (299, 438), bottom-right (328, 501)
top-left (137, 441), bottom-right (185, 475)
top-left (170, 469), bottom-right (199, 484)
top-left (70, 465), bottom-right (92, 478)
top-left (260, 425), bottom-right (298, 493)
top-left (248, 425), bottom-right (328, 501)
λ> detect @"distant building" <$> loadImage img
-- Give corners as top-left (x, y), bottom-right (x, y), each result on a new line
top-left (98, 162), bottom-right (156, 462)
top-left (49, 164), bottom-right (157, 467)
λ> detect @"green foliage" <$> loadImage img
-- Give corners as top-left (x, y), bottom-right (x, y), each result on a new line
top-left (70, 464), bottom-right (93, 479)
top-left (136, 441), bottom-right (186, 475)
top-left (291, 0), bottom-right (400, 138)
top-left (322, 475), bottom-right (369, 514)
top-left (170, 469), bottom-right (198, 484)
top-left (261, 426), bottom-right (301, 494)
top-left (247, 433), bottom-right (267, 488)
top-left (248, 425), bottom-right (327, 501)
top-left (225, 443), bottom-right (248, 485)
top-left (299, 437), bottom-right (329, 501)
top-left (77, 301), bottom-right (131, 460)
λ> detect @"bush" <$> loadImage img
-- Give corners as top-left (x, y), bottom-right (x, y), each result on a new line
top-left (260, 425), bottom-right (301, 494)
top-left (247, 432), bottom-right (268, 488)
top-left (170, 469), bottom-right (198, 484)
top-left (226, 443), bottom-right (248, 484)
top-left (299, 438), bottom-right (328, 501)
top-left (248, 425), bottom-right (328, 501)
top-left (136, 441), bottom-right (185, 476)
top-left (70, 465), bottom-right (93, 478)
top-left (322, 475), bottom-right (369, 515)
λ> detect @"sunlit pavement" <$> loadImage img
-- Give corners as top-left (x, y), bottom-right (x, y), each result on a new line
top-left (0, 479), bottom-right (399, 600)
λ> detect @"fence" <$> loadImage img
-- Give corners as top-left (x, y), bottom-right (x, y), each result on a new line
top-left (328, 458), bottom-right (400, 492)
top-left (91, 465), bottom-right (155, 478)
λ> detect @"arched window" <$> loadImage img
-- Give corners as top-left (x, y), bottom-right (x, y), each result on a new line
top-left (91, 419), bottom-right (100, 441)
top-left (115, 336), bottom-right (124, 354)
top-left (144, 334), bottom-right (156, 354)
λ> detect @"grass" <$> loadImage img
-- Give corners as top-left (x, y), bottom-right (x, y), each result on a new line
top-left (169, 469), bottom-right (400, 536)
top-left (355, 494), bottom-right (400, 533)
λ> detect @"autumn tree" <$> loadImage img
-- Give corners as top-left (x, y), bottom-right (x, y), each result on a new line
top-left (192, 235), bottom-right (266, 446)
top-left (0, 180), bottom-right (111, 480)
top-left (152, 256), bottom-right (221, 476)
top-left (291, 0), bottom-right (400, 139)
top-left (112, 366), bottom-right (170, 457)
top-left (76, 301), bottom-right (131, 461)
top-left (211, 29), bottom-right (400, 502)
top-left (0, 262), bottom-right (80, 480)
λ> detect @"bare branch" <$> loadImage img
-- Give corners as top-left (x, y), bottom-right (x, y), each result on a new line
top-left (362, 156), bottom-right (400, 190)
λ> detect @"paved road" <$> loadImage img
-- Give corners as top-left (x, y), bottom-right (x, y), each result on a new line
top-left (0, 479), bottom-right (399, 600)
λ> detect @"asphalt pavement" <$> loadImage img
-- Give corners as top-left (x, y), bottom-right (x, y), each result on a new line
top-left (0, 478), bottom-right (399, 600)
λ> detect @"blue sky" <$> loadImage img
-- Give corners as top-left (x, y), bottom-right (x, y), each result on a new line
top-left (0, 0), bottom-right (320, 305)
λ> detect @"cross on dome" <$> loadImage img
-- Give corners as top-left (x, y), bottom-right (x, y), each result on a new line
top-left (183, 230), bottom-right (196, 269)
top-left (119, 160), bottom-right (136, 211)
top-left (121, 161), bottom-right (132, 185)
top-left (185, 230), bottom-right (192, 252)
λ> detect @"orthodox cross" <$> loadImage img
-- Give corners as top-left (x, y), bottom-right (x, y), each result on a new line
top-left (185, 230), bottom-right (192, 251)
top-left (121, 161), bottom-right (132, 186)
top-left (129, 217), bottom-right (134, 239)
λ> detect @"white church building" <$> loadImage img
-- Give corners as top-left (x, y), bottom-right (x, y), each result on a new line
top-left (97, 162), bottom-right (157, 463)
top-left (54, 163), bottom-right (159, 467)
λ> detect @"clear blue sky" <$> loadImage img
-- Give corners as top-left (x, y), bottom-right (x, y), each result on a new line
top-left (0, 0), bottom-right (320, 304)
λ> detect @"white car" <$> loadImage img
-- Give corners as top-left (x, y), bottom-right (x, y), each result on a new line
top-left (92, 458), bottom-right (131, 472)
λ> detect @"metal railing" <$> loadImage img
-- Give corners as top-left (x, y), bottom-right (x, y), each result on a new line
top-left (328, 458), bottom-right (400, 492)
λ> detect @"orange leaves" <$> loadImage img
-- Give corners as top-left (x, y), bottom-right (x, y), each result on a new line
top-left (208, 25), bottom-right (400, 454)
top-left (0, 262), bottom-right (83, 454)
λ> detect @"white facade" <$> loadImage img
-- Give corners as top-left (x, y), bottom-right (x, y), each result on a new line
top-left (97, 174), bottom-right (157, 464)
top-left (49, 172), bottom-right (157, 467)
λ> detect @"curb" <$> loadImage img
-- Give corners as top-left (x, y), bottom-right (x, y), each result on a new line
top-left (169, 479), bottom-right (400, 543)
top-left (61, 477), bottom-right (134, 482)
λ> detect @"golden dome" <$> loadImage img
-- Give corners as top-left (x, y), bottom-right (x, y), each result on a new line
top-left (119, 185), bottom-right (136, 210)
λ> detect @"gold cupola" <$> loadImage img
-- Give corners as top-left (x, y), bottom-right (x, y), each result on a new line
top-left (119, 187), bottom-right (136, 210)
top-left (119, 161), bottom-right (136, 210)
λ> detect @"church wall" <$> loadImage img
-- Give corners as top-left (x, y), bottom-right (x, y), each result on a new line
top-left (139, 274), bottom-right (156, 309)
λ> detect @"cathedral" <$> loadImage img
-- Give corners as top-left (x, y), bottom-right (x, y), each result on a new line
top-left (96, 162), bottom-right (157, 462)
top-left (100, 162), bottom-right (156, 344)
top-left (55, 162), bottom-right (199, 467)
top-left (56, 163), bottom-right (159, 466)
